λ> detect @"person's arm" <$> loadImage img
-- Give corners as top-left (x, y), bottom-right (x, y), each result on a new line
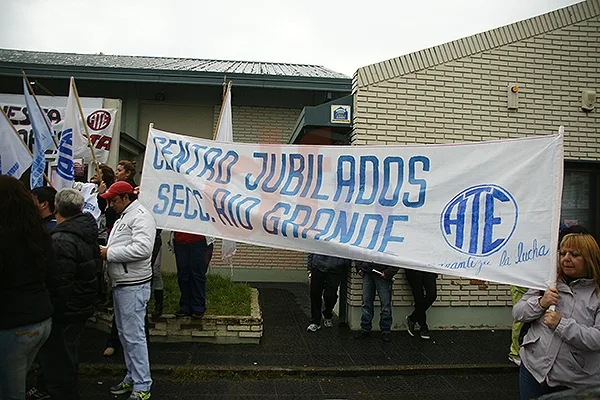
top-left (554, 306), bottom-right (600, 351)
top-left (512, 288), bottom-right (548, 323)
top-left (381, 265), bottom-right (400, 280)
top-left (107, 215), bottom-right (156, 263)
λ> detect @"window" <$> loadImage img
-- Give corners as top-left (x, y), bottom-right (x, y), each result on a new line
top-left (561, 163), bottom-right (600, 238)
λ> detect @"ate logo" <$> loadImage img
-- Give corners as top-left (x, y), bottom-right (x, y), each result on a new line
top-left (440, 184), bottom-right (518, 257)
top-left (87, 110), bottom-right (111, 131)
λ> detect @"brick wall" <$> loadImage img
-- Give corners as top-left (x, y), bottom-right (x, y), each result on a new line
top-left (211, 105), bottom-right (307, 271)
top-left (350, 2), bottom-right (600, 307)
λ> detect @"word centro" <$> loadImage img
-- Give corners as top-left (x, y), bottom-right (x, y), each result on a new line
top-left (150, 136), bottom-right (430, 208)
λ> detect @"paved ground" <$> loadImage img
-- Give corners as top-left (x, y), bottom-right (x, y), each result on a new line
top-left (80, 283), bottom-right (515, 372)
top-left (80, 371), bottom-right (519, 399)
top-left (73, 282), bottom-right (520, 398)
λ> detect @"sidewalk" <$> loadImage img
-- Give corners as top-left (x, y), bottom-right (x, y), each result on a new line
top-left (79, 282), bottom-right (517, 376)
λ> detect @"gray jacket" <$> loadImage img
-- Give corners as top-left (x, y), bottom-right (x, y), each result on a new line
top-left (513, 279), bottom-right (600, 389)
top-left (107, 200), bottom-right (156, 287)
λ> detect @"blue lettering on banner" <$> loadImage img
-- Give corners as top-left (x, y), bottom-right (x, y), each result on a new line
top-left (438, 257), bottom-right (491, 275)
top-left (56, 129), bottom-right (73, 180)
top-left (498, 239), bottom-right (550, 267)
top-left (151, 136), bottom-right (237, 184)
top-left (441, 184), bottom-right (518, 257)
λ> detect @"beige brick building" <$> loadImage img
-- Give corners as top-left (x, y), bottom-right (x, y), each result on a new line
top-left (346, 0), bottom-right (600, 329)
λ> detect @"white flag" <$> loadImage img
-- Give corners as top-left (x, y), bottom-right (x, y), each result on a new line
top-left (54, 78), bottom-right (80, 190)
top-left (215, 84), bottom-right (236, 262)
top-left (0, 110), bottom-right (32, 179)
top-left (23, 78), bottom-right (54, 188)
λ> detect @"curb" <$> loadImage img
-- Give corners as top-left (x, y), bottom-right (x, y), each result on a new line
top-left (80, 362), bottom-right (518, 378)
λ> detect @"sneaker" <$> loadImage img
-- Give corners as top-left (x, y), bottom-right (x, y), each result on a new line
top-left (110, 381), bottom-right (133, 395)
top-left (381, 331), bottom-right (391, 342)
top-left (509, 355), bottom-right (521, 366)
top-left (103, 346), bottom-right (115, 357)
top-left (420, 327), bottom-right (431, 340)
top-left (406, 316), bottom-right (416, 337)
top-left (323, 319), bottom-right (333, 328)
top-left (306, 323), bottom-right (321, 332)
top-left (354, 330), bottom-right (370, 339)
top-left (26, 387), bottom-right (50, 400)
top-left (128, 391), bottom-right (151, 400)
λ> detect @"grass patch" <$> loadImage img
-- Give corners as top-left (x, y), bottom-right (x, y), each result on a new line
top-left (160, 273), bottom-right (252, 316)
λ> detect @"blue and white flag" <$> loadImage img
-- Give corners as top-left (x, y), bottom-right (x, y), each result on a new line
top-left (0, 109), bottom-right (32, 178)
top-left (23, 78), bottom-right (54, 188)
top-left (54, 78), bottom-right (79, 190)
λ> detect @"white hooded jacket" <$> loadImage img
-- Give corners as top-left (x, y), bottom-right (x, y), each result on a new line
top-left (106, 200), bottom-right (156, 287)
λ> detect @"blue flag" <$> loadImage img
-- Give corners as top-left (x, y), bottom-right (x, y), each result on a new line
top-left (23, 78), bottom-right (54, 188)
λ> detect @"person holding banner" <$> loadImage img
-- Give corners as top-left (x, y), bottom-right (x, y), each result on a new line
top-left (99, 181), bottom-right (155, 400)
top-left (354, 261), bottom-right (399, 342)
top-left (514, 232), bottom-right (600, 399)
top-left (171, 231), bottom-right (214, 318)
top-left (405, 270), bottom-right (437, 340)
top-left (0, 176), bottom-right (55, 400)
top-left (306, 253), bottom-right (350, 332)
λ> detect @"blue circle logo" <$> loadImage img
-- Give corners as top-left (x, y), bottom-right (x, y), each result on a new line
top-left (440, 184), bottom-right (518, 257)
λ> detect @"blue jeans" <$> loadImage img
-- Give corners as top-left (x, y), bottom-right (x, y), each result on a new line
top-left (361, 271), bottom-right (393, 333)
top-left (0, 318), bottom-right (51, 400)
top-left (519, 364), bottom-right (568, 399)
top-left (113, 283), bottom-right (152, 392)
top-left (174, 242), bottom-right (213, 314)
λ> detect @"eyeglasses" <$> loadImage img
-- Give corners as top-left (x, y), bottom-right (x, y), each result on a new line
top-left (559, 250), bottom-right (582, 258)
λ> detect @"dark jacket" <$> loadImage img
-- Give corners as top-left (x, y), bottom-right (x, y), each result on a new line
top-left (42, 214), bottom-right (57, 232)
top-left (50, 212), bottom-right (99, 323)
top-left (0, 232), bottom-right (57, 330)
top-left (307, 253), bottom-right (349, 274)
top-left (355, 261), bottom-right (399, 280)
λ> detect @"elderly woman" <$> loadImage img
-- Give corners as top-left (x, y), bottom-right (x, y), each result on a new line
top-left (514, 233), bottom-right (600, 399)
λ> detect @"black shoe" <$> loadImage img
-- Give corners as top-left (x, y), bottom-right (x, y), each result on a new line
top-left (420, 327), bottom-right (431, 340)
top-left (191, 312), bottom-right (204, 319)
top-left (354, 330), bottom-right (370, 339)
top-left (406, 316), bottom-right (416, 337)
top-left (381, 331), bottom-right (391, 342)
top-left (174, 311), bottom-right (190, 318)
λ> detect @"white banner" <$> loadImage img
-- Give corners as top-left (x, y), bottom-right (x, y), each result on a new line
top-left (140, 126), bottom-right (563, 290)
top-left (1, 101), bottom-right (116, 164)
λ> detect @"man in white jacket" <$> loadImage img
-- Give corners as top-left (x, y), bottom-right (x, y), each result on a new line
top-left (99, 181), bottom-right (155, 400)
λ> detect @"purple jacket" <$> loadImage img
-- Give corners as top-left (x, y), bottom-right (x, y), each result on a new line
top-left (513, 279), bottom-right (600, 389)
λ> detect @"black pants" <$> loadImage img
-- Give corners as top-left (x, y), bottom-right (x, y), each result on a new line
top-left (310, 269), bottom-right (342, 325)
top-left (37, 320), bottom-right (86, 400)
top-left (405, 270), bottom-right (437, 329)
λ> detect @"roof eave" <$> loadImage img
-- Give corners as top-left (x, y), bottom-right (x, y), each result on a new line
top-left (0, 62), bottom-right (352, 92)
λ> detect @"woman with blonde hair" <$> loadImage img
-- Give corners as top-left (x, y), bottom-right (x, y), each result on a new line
top-left (514, 232), bottom-right (600, 399)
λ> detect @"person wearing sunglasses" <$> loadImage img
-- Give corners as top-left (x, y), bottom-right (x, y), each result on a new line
top-left (513, 231), bottom-right (600, 399)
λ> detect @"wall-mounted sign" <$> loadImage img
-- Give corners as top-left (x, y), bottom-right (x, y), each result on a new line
top-left (331, 105), bottom-right (351, 124)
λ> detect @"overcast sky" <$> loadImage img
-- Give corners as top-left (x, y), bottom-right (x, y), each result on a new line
top-left (0, 0), bottom-right (583, 77)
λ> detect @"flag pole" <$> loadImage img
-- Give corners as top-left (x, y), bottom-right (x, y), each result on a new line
top-left (21, 70), bottom-right (60, 149)
top-left (70, 78), bottom-right (102, 181)
top-left (213, 80), bottom-right (232, 140)
top-left (0, 106), bottom-right (53, 187)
